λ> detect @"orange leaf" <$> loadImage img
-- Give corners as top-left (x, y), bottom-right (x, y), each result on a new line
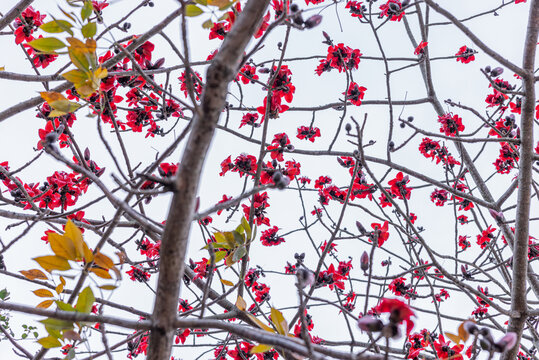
top-left (55, 283), bottom-right (64, 295)
top-left (20, 269), bottom-right (48, 280)
top-left (90, 267), bottom-right (112, 279)
top-left (40, 91), bottom-right (66, 104)
top-left (36, 300), bottom-right (54, 309)
top-left (235, 295), bottom-right (246, 311)
top-left (445, 332), bottom-right (461, 345)
top-left (94, 252), bottom-right (114, 269)
top-left (33, 289), bottom-right (54, 298)
top-left (221, 279), bottom-right (234, 286)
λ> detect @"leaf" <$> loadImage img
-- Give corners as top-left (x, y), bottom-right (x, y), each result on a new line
top-left (445, 332), bottom-right (461, 345)
top-left (213, 250), bottom-right (227, 264)
top-left (194, 0), bottom-right (208, 5)
top-left (270, 307), bottom-right (288, 335)
top-left (232, 245), bottom-right (247, 263)
top-left (60, 276), bottom-right (66, 286)
top-left (208, 0), bottom-right (232, 8)
top-left (40, 318), bottom-right (73, 331)
top-left (48, 232), bottom-right (77, 260)
top-left (62, 329), bottom-right (82, 341)
top-left (94, 252), bottom-right (114, 269)
top-left (185, 4), bottom-right (204, 16)
top-left (33, 289), bottom-right (54, 298)
top-left (55, 283), bottom-right (64, 295)
top-left (55, 301), bottom-right (76, 312)
top-left (27, 37), bottom-right (66, 53)
top-left (40, 91), bottom-right (67, 104)
top-left (40, 20), bottom-right (74, 33)
top-left (235, 295), bottom-right (246, 311)
top-left (241, 217), bottom-right (252, 239)
top-left (250, 344), bottom-right (273, 354)
top-left (33, 256), bottom-right (71, 273)
top-left (58, 6), bottom-right (77, 23)
top-left (202, 19), bottom-right (213, 29)
top-left (64, 220), bottom-right (84, 259)
top-left (36, 300), bottom-right (54, 309)
top-left (82, 241), bottom-right (94, 264)
top-left (48, 99), bottom-right (81, 115)
top-left (67, 40), bottom-right (91, 71)
top-left (94, 67), bottom-right (107, 79)
top-left (0, 66), bottom-right (4, 71)
top-left (458, 322), bottom-right (470, 343)
top-left (75, 286), bottom-right (95, 313)
top-left (221, 279), bottom-right (234, 286)
top-left (246, 313), bottom-right (275, 333)
top-left (20, 269), bottom-right (48, 280)
top-left (81, 22), bottom-right (97, 38)
top-left (81, 0), bottom-right (94, 20)
top-left (98, 284), bottom-right (117, 290)
top-left (90, 267), bottom-right (112, 279)
top-left (62, 69), bottom-right (88, 84)
top-left (37, 335), bottom-right (62, 348)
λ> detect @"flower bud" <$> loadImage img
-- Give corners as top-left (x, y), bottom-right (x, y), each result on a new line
top-left (84, 147), bottom-right (91, 161)
top-left (296, 268), bottom-right (315, 288)
top-left (360, 251), bottom-right (369, 272)
top-left (356, 221), bottom-right (367, 235)
top-left (304, 15), bottom-right (322, 29)
top-left (488, 209), bottom-right (505, 223)
top-left (490, 67), bottom-right (504, 77)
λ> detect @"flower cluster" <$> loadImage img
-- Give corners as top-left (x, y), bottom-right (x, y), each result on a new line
top-left (242, 192), bottom-right (271, 226)
top-left (316, 43), bottom-right (362, 75)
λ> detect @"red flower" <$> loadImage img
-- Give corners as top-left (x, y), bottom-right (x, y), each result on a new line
top-left (257, 94), bottom-right (289, 121)
top-left (237, 64), bottom-right (259, 84)
top-left (388, 172), bottom-right (411, 200)
top-left (458, 235), bottom-right (471, 250)
top-left (430, 189), bottom-right (448, 206)
top-left (344, 82), bottom-right (367, 106)
top-left (438, 113), bottom-right (464, 136)
top-left (476, 225), bottom-right (496, 249)
top-left (380, 0), bottom-right (405, 21)
top-left (126, 266), bottom-right (151, 282)
top-left (346, 1), bottom-right (365, 18)
top-left (296, 126), bottom-right (321, 142)
top-left (174, 328), bottom-right (190, 345)
top-left (375, 298), bottom-right (415, 335)
top-left (260, 226), bottom-right (285, 246)
top-left (370, 221), bottom-right (390, 247)
top-left (455, 46), bottom-right (475, 63)
top-left (434, 334), bottom-right (464, 360)
top-left (414, 41), bottom-right (428, 55)
top-left (242, 192), bottom-right (270, 226)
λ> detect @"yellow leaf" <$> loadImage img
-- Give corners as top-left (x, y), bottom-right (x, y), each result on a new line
top-left (271, 307), bottom-right (288, 335)
top-left (235, 295), bottom-right (246, 311)
top-left (94, 67), bottom-right (107, 79)
top-left (445, 332), bottom-right (461, 345)
top-left (221, 279), bottom-right (234, 286)
top-left (33, 256), bottom-right (71, 273)
top-left (55, 283), bottom-right (64, 295)
top-left (90, 267), bottom-right (112, 279)
top-left (64, 220), bottom-right (84, 259)
top-left (82, 241), bottom-right (94, 264)
top-left (36, 300), bottom-right (54, 309)
top-left (0, 66), bottom-right (4, 71)
top-left (62, 69), bottom-right (89, 84)
top-left (60, 276), bottom-right (66, 286)
top-left (33, 289), bottom-right (54, 298)
top-left (20, 269), bottom-right (47, 280)
top-left (40, 91), bottom-right (67, 104)
top-left (85, 39), bottom-right (97, 53)
top-left (94, 252), bottom-right (114, 269)
top-left (48, 232), bottom-right (77, 260)
top-left (246, 313), bottom-right (275, 333)
top-left (250, 344), bottom-right (273, 354)
top-left (98, 284), bottom-right (117, 290)
top-left (37, 335), bottom-right (61, 348)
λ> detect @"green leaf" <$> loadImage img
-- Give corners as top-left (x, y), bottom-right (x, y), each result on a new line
top-left (55, 301), bottom-right (76, 312)
top-left (213, 250), bottom-right (227, 263)
top-left (0, 288), bottom-right (10, 300)
top-left (81, 22), bottom-right (97, 38)
top-left (241, 217), bottom-right (252, 238)
top-left (194, 0), bottom-right (208, 5)
top-left (75, 286), bottom-right (95, 313)
top-left (58, 6), bottom-right (77, 23)
top-left (81, 0), bottom-right (94, 20)
top-left (185, 4), bottom-right (204, 16)
top-left (49, 99), bottom-right (81, 115)
top-left (40, 318), bottom-right (73, 332)
top-left (27, 37), bottom-right (66, 53)
top-left (40, 20), bottom-right (74, 33)
top-left (202, 19), bottom-right (213, 29)
top-left (232, 245), bottom-right (246, 263)
top-left (37, 335), bottom-right (62, 348)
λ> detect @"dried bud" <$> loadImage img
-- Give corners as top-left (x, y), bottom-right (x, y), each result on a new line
top-left (304, 15), bottom-right (322, 29)
top-left (296, 268), bottom-right (315, 288)
top-left (360, 251), bottom-right (369, 272)
top-left (495, 332), bottom-right (517, 352)
top-left (345, 123), bottom-right (352, 133)
top-left (258, 67), bottom-right (270, 74)
top-left (158, 167), bottom-right (166, 177)
top-left (84, 147), bottom-right (91, 161)
top-left (322, 31), bottom-right (331, 42)
top-left (356, 221), bottom-right (367, 235)
top-left (401, 0), bottom-right (410, 6)
top-left (95, 167), bottom-right (106, 177)
top-left (357, 316), bottom-right (384, 332)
